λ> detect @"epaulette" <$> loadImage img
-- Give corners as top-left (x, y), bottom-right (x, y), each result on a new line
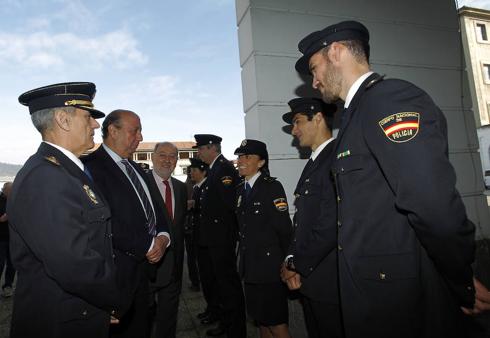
top-left (264, 176), bottom-right (277, 182)
top-left (366, 74), bottom-right (385, 90)
top-left (44, 155), bottom-right (60, 166)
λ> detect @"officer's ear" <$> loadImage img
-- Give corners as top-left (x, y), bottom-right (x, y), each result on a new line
top-left (313, 112), bottom-right (324, 124)
top-left (53, 109), bottom-right (70, 132)
top-left (258, 159), bottom-right (265, 169)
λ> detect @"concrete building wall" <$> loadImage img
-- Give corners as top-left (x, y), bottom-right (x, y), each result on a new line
top-left (236, 0), bottom-right (490, 241)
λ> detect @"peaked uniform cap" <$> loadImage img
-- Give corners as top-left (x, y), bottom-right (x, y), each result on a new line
top-left (18, 82), bottom-right (105, 118)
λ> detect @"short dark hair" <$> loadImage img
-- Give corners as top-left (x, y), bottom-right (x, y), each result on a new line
top-left (102, 109), bottom-right (131, 139)
top-left (323, 39), bottom-right (369, 63)
top-left (305, 112), bottom-right (333, 132)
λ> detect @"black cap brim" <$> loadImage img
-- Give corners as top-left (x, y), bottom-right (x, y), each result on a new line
top-left (83, 107), bottom-right (105, 119)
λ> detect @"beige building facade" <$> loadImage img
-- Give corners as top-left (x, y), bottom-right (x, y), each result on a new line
top-left (460, 6), bottom-right (490, 127)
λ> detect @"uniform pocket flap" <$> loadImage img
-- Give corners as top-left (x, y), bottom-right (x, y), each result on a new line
top-left (336, 155), bottom-right (363, 174)
top-left (357, 253), bottom-right (417, 281)
top-left (84, 206), bottom-right (111, 223)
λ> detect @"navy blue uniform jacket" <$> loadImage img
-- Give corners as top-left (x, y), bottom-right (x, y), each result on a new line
top-left (236, 175), bottom-right (292, 283)
top-left (8, 143), bottom-right (118, 338)
top-left (332, 73), bottom-right (475, 338)
top-left (199, 154), bottom-right (239, 247)
top-left (289, 140), bottom-right (339, 303)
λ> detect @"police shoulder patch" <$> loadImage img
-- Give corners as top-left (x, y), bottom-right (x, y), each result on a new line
top-left (221, 176), bottom-right (233, 186)
top-left (378, 112), bottom-right (420, 143)
top-left (264, 176), bottom-right (277, 183)
top-left (273, 198), bottom-right (288, 212)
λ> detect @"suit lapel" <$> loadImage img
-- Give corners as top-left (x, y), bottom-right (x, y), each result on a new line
top-left (170, 177), bottom-right (181, 225)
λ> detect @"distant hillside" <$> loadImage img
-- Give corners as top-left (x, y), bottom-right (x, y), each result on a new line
top-left (0, 162), bottom-right (22, 177)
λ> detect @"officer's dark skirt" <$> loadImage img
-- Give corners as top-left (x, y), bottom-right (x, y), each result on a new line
top-left (244, 282), bottom-right (288, 326)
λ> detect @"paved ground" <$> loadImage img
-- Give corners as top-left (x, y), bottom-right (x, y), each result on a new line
top-left (0, 259), bottom-right (307, 338)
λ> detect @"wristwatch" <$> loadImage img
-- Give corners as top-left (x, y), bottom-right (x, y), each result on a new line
top-left (286, 256), bottom-right (296, 271)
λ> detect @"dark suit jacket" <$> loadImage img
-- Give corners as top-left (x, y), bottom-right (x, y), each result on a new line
top-left (288, 140), bottom-right (338, 303)
top-left (0, 193), bottom-right (8, 241)
top-left (82, 146), bottom-right (169, 309)
top-left (149, 173), bottom-right (187, 289)
top-left (236, 175), bottom-right (292, 283)
top-left (199, 154), bottom-right (239, 247)
top-left (331, 73), bottom-right (475, 338)
top-left (8, 142), bottom-right (118, 338)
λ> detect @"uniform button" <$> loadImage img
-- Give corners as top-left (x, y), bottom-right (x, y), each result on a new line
top-left (214, 219), bottom-right (218, 223)
top-left (309, 267), bottom-right (313, 271)
top-left (82, 310), bottom-right (88, 316)
top-left (305, 190), bottom-right (309, 195)
top-left (337, 196), bottom-right (341, 202)
top-left (337, 221), bottom-right (341, 227)
top-left (111, 310), bottom-right (115, 315)
top-left (341, 168), bottom-right (345, 172)
top-left (467, 286), bottom-right (473, 291)
top-left (338, 244), bottom-right (343, 251)
top-left (112, 254), bottom-right (116, 258)
top-left (379, 272), bottom-right (386, 280)
top-left (255, 210), bottom-right (259, 214)
top-left (305, 178), bottom-right (310, 182)
top-left (266, 252), bottom-right (270, 256)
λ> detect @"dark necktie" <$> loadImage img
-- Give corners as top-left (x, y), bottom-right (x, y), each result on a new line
top-left (245, 182), bottom-right (252, 201)
top-left (83, 165), bottom-right (93, 181)
top-left (120, 159), bottom-right (156, 236)
top-left (163, 180), bottom-right (173, 220)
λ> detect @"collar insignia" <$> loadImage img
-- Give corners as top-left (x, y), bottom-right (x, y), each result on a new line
top-left (44, 156), bottom-right (60, 165)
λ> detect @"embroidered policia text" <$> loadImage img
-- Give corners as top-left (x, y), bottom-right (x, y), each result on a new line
top-left (378, 112), bottom-right (420, 143)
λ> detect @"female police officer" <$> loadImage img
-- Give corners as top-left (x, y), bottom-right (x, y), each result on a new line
top-left (234, 139), bottom-right (293, 338)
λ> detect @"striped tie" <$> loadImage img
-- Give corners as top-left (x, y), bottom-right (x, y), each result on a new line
top-left (120, 159), bottom-right (156, 236)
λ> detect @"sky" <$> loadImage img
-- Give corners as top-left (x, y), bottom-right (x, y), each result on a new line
top-left (0, 0), bottom-right (488, 165)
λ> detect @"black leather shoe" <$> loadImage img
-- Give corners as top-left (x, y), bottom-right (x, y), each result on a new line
top-left (197, 310), bottom-right (210, 319)
top-left (206, 324), bottom-right (226, 337)
top-left (201, 315), bottom-right (219, 325)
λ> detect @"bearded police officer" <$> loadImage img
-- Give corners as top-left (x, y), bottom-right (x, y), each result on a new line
top-left (295, 20), bottom-right (478, 338)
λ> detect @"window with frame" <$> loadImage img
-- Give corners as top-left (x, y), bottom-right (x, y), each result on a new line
top-left (483, 63), bottom-right (490, 84)
top-left (476, 23), bottom-right (488, 42)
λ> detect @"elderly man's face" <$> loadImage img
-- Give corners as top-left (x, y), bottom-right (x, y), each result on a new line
top-left (110, 112), bottom-right (143, 159)
top-left (152, 144), bottom-right (178, 179)
top-left (70, 108), bottom-right (100, 156)
top-left (309, 48), bottom-right (342, 103)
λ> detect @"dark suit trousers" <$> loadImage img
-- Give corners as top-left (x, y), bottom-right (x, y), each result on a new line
top-left (197, 246), bottom-right (221, 314)
top-left (110, 262), bottom-right (150, 338)
top-left (208, 245), bottom-right (246, 338)
top-left (184, 233), bottom-right (200, 287)
top-left (302, 297), bottom-right (343, 338)
top-left (151, 278), bottom-right (181, 338)
top-left (0, 241), bottom-right (15, 288)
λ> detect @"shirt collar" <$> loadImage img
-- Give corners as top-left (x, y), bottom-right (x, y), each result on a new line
top-left (245, 171), bottom-right (261, 188)
top-left (102, 143), bottom-right (124, 163)
top-left (44, 141), bottom-right (84, 171)
top-left (209, 154), bottom-right (221, 169)
top-left (344, 71), bottom-right (373, 108)
top-left (195, 177), bottom-right (207, 188)
top-left (310, 137), bottom-right (335, 161)
top-left (153, 170), bottom-right (173, 186)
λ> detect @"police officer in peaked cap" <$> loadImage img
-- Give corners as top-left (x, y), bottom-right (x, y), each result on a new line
top-left (8, 82), bottom-right (119, 338)
top-left (234, 139), bottom-right (293, 337)
top-left (295, 20), bottom-right (480, 337)
top-left (193, 134), bottom-right (246, 338)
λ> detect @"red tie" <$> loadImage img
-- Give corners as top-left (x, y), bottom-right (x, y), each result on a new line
top-left (163, 180), bottom-right (173, 220)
